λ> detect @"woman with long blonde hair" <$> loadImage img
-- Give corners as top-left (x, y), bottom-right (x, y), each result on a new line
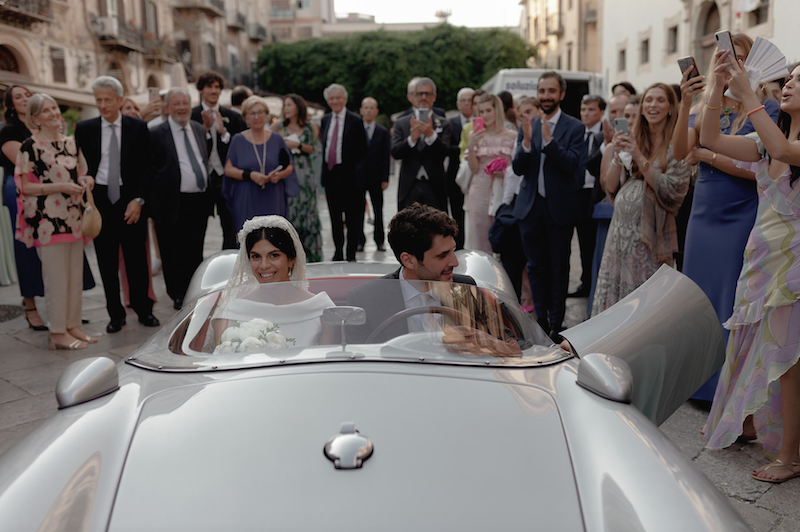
top-left (672, 33), bottom-right (780, 401)
top-left (465, 93), bottom-right (516, 252)
top-left (592, 83), bottom-right (691, 315)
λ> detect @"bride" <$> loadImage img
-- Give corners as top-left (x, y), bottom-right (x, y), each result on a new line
top-left (209, 215), bottom-right (337, 351)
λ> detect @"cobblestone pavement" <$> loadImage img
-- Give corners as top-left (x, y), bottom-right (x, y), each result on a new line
top-left (0, 171), bottom-right (796, 530)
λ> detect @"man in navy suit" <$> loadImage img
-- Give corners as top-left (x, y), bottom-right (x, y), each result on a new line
top-left (356, 97), bottom-right (391, 252)
top-left (75, 76), bottom-right (158, 334)
top-left (512, 71), bottom-right (586, 341)
top-left (446, 87), bottom-right (474, 249)
top-left (320, 83), bottom-right (368, 261)
top-left (568, 94), bottom-right (606, 298)
top-left (151, 88), bottom-right (213, 310)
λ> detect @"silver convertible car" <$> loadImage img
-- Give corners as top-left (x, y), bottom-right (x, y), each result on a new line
top-left (0, 251), bottom-right (750, 531)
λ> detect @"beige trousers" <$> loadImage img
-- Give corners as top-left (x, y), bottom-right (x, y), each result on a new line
top-left (37, 240), bottom-right (83, 334)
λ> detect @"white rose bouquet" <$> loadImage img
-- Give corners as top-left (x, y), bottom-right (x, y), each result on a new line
top-left (214, 318), bottom-right (295, 354)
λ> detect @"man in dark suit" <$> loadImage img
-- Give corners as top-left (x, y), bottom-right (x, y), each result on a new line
top-left (320, 83), bottom-right (368, 262)
top-left (347, 203), bottom-right (475, 343)
top-left (391, 77), bottom-right (452, 211)
top-left (356, 97), bottom-right (391, 252)
top-left (446, 87), bottom-right (474, 249)
top-left (512, 71), bottom-right (587, 341)
top-left (568, 94), bottom-right (606, 298)
top-left (151, 88), bottom-right (213, 310)
top-left (190, 71), bottom-right (246, 250)
top-left (397, 77), bottom-right (446, 120)
top-left (75, 76), bottom-right (158, 334)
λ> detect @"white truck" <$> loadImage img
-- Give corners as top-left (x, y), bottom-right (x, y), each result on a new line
top-left (481, 68), bottom-right (605, 119)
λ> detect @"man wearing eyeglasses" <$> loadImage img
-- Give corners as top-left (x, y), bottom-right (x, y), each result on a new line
top-left (191, 71), bottom-right (246, 250)
top-left (391, 77), bottom-right (452, 212)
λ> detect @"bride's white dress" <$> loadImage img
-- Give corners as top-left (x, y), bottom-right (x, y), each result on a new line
top-left (219, 291), bottom-right (336, 347)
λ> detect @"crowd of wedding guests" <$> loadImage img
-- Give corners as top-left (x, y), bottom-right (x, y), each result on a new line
top-left (2, 32), bottom-right (800, 483)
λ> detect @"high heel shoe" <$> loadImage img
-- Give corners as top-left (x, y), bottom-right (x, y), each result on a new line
top-left (24, 308), bottom-right (48, 331)
top-left (47, 335), bottom-right (88, 350)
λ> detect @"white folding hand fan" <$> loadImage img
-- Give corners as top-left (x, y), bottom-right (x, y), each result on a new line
top-left (724, 37), bottom-right (789, 100)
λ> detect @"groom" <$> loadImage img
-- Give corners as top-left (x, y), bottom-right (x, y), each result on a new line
top-left (347, 203), bottom-right (475, 343)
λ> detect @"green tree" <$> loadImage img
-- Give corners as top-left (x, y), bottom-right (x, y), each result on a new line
top-left (258, 24), bottom-right (531, 116)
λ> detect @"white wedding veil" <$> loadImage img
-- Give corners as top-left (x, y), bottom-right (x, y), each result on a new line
top-left (225, 215), bottom-right (308, 291)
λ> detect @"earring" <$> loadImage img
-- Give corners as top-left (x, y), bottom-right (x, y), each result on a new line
top-left (288, 266), bottom-right (293, 277)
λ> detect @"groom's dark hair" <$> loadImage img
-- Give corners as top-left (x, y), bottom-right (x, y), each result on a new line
top-left (388, 203), bottom-right (458, 263)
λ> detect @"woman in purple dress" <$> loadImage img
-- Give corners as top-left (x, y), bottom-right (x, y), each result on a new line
top-left (223, 96), bottom-right (298, 235)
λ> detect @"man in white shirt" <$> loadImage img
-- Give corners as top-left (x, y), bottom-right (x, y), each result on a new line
top-left (151, 88), bottom-right (213, 310)
top-left (74, 76), bottom-right (158, 333)
top-left (319, 83), bottom-right (368, 262)
top-left (190, 71), bottom-right (246, 250)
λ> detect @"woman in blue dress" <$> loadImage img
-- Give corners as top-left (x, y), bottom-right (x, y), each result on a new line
top-left (672, 33), bottom-right (780, 401)
top-left (223, 96), bottom-right (299, 235)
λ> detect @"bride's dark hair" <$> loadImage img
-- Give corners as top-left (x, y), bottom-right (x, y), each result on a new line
top-left (245, 227), bottom-right (297, 259)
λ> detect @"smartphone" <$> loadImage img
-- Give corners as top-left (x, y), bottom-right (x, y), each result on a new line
top-left (472, 116), bottom-right (484, 131)
top-left (715, 30), bottom-right (735, 70)
top-left (148, 87), bottom-right (160, 102)
top-left (418, 108), bottom-right (429, 123)
top-left (613, 118), bottom-right (629, 135)
top-left (677, 56), bottom-right (700, 79)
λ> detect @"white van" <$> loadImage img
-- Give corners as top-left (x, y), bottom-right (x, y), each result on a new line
top-left (481, 68), bottom-right (605, 119)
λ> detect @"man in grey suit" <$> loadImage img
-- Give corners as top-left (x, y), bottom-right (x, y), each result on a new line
top-left (150, 88), bottom-right (213, 310)
top-left (391, 78), bottom-right (452, 211)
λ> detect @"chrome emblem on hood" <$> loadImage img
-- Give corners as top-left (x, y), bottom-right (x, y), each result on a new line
top-left (324, 422), bottom-right (374, 470)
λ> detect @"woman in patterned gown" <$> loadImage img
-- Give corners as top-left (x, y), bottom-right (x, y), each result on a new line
top-left (701, 54), bottom-right (800, 483)
top-left (592, 84), bottom-right (690, 315)
top-left (465, 93), bottom-right (516, 253)
top-left (272, 94), bottom-right (323, 263)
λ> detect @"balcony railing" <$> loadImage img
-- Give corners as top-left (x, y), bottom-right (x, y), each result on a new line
top-left (173, 0), bottom-right (224, 19)
top-left (0, 0), bottom-right (52, 28)
top-left (546, 12), bottom-right (562, 36)
top-left (226, 10), bottom-right (245, 30)
top-left (270, 7), bottom-right (294, 19)
top-left (97, 18), bottom-right (145, 53)
top-left (144, 36), bottom-right (177, 62)
top-left (247, 22), bottom-right (266, 41)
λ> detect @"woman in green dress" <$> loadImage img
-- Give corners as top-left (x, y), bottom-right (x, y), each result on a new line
top-left (272, 94), bottom-right (323, 262)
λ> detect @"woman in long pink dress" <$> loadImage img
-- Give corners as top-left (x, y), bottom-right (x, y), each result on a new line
top-left (465, 93), bottom-right (516, 253)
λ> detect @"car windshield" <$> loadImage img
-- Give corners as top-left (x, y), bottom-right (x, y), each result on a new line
top-left (129, 279), bottom-right (570, 371)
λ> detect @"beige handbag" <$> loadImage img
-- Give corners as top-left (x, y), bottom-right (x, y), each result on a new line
top-left (81, 187), bottom-right (102, 239)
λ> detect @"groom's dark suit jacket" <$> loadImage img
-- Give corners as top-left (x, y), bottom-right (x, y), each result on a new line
top-left (347, 268), bottom-right (476, 344)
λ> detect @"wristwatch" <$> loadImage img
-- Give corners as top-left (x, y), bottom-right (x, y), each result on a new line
top-left (134, 197), bottom-right (145, 206)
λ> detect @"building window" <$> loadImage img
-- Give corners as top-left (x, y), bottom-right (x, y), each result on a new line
top-left (273, 26), bottom-right (292, 41)
top-left (206, 43), bottom-right (217, 69)
top-left (667, 26), bottom-right (678, 54)
top-left (297, 26), bottom-right (312, 39)
top-left (618, 49), bottom-right (626, 72)
top-left (143, 0), bottom-right (157, 35)
top-left (297, 0), bottom-right (311, 8)
top-left (51, 47), bottom-right (66, 83)
top-left (640, 39), bottom-right (649, 65)
top-left (0, 46), bottom-right (21, 74)
top-left (557, 55), bottom-right (562, 70)
top-left (748, 0), bottom-right (769, 27)
top-left (533, 16), bottom-right (539, 42)
top-left (567, 44), bottom-right (572, 71)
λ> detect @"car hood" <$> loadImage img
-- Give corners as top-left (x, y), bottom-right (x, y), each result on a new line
top-left (108, 368), bottom-right (583, 531)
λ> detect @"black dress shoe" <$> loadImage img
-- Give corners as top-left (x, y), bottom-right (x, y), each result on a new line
top-left (376, 244), bottom-right (386, 252)
top-left (173, 297), bottom-right (184, 311)
top-left (106, 318), bottom-right (126, 334)
top-left (332, 255), bottom-right (344, 262)
top-left (138, 314), bottom-right (160, 327)
top-left (356, 244), bottom-right (365, 252)
top-left (567, 284), bottom-right (590, 298)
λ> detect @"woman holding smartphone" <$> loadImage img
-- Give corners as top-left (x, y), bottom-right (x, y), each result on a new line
top-left (466, 93), bottom-right (516, 253)
top-left (672, 34), bottom-right (780, 402)
top-left (701, 54), bottom-right (800, 483)
top-left (591, 83), bottom-right (690, 315)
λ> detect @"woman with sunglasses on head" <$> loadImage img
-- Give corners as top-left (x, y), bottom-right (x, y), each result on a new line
top-left (701, 52), bottom-right (800, 483)
top-left (672, 34), bottom-right (780, 402)
top-left (0, 85), bottom-right (47, 329)
top-left (223, 96), bottom-right (299, 236)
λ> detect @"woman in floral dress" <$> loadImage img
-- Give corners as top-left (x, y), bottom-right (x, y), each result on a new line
top-left (466, 93), bottom-right (516, 253)
top-left (15, 94), bottom-right (95, 349)
top-left (592, 83), bottom-right (690, 315)
top-left (701, 53), bottom-right (800, 483)
top-left (272, 94), bottom-right (323, 263)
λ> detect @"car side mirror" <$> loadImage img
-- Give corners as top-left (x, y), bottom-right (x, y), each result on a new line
top-left (323, 306), bottom-right (366, 352)
top-left (56, 357), bottom-right (119, 409)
